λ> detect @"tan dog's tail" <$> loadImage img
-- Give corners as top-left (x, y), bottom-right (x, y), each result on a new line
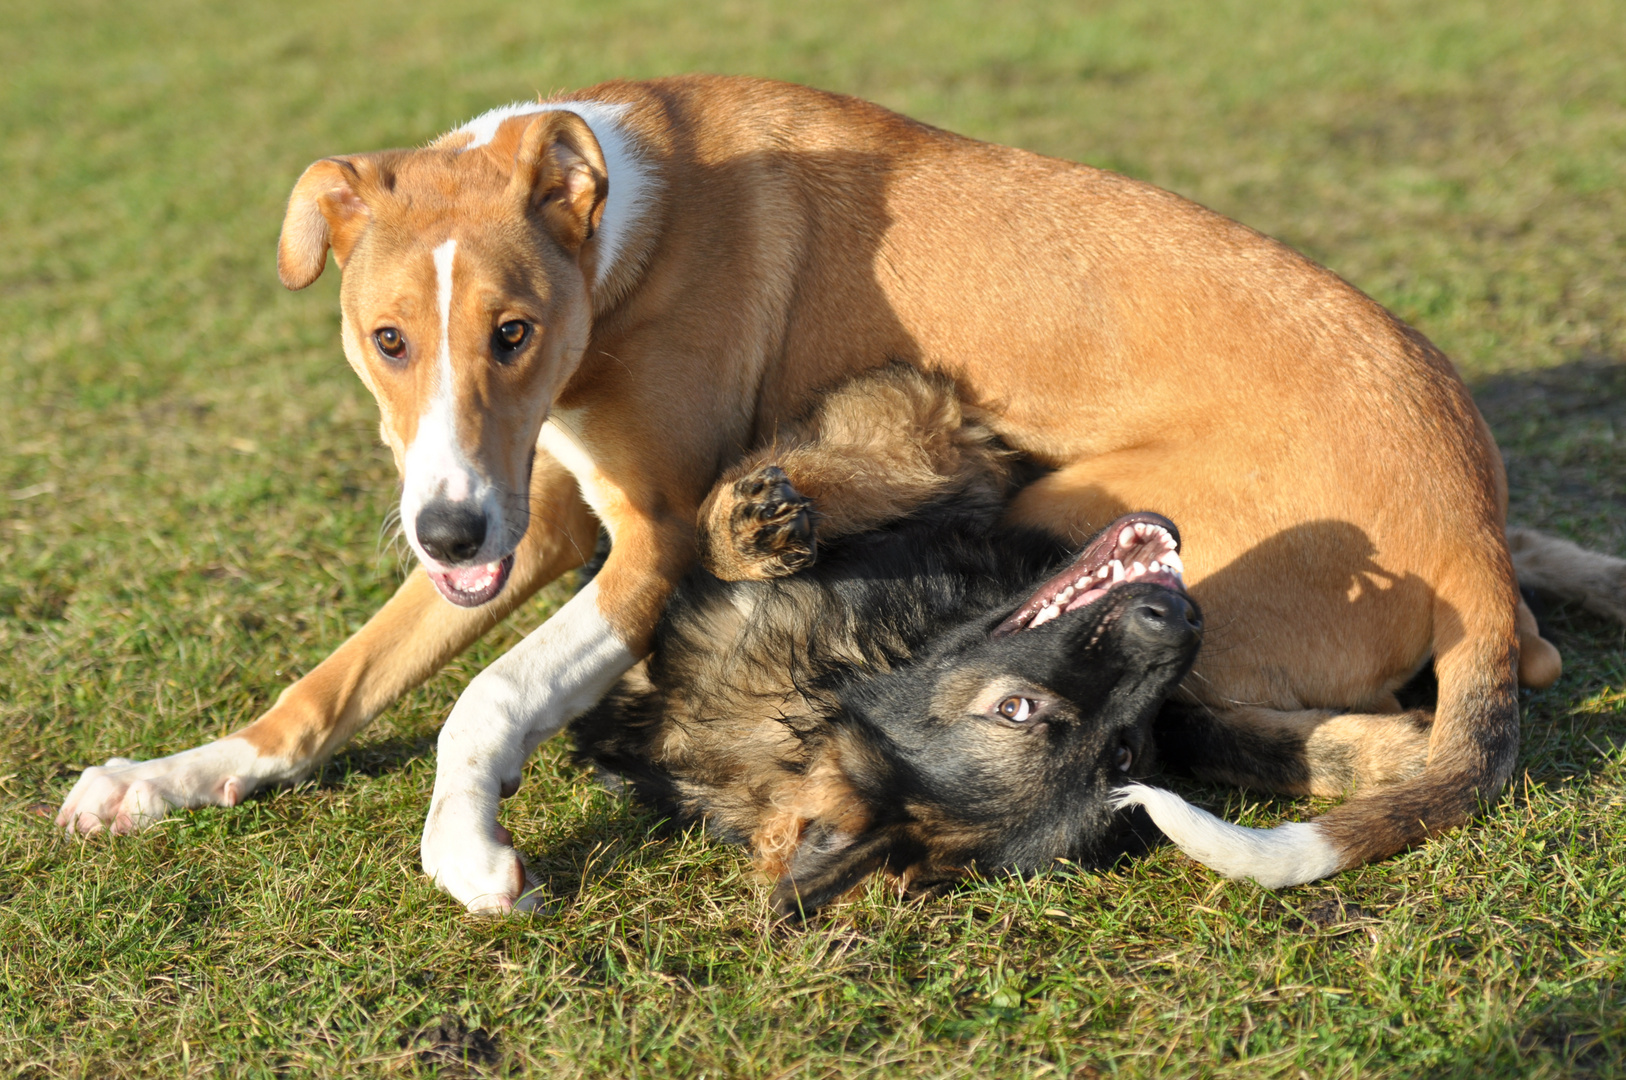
top-left (1118, 545), bottom-right (1524, 887)
top-left (1313, 574), bottom-right (1522, 872)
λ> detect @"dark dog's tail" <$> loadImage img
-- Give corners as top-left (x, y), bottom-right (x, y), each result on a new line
top-left (1118, 543), bottom-right (1522, 887)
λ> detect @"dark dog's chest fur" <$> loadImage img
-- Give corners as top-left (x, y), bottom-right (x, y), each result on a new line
top-left (571, 483), bottom-right (1200, 915)
top-left (577, 494), bottom-right (1057, 828)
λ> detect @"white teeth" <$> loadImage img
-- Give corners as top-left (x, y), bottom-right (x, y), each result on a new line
top-left (1148, 560), bottom-right (1162, 574)
top-left (1110, 559), bottom-right (1125, 582)
top-left (1134, 523), bottom-right (1150, 538)
top-left (1097, 565), bottom-right (1111, 580)
top-left (1125, 562), bottom-right (1146, 581)
top-left (1056, 586), bottom-right (1076, 604)
top-left (1032, 604), bottom-right (1060, 628)
top-left (1163, 550), bottom-right (1184, 574)
top-left (1119, 526), bottom-right (1137, 548)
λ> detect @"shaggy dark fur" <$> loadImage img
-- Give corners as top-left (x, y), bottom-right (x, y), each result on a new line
top-left (570, 370), bottom-right (1203, 915)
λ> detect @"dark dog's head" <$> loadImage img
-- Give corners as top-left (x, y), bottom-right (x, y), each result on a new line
top-left (769, 513), bottom-right (1202, 915)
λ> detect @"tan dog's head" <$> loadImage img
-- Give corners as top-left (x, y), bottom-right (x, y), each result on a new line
top-left (277, 106), bottom-right (622, 606)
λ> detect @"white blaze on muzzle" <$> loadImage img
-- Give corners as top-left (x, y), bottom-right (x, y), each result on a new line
top-left (400, 237), bottom-right (506, 570)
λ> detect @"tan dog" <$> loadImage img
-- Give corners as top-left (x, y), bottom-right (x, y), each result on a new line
top-left (57, 76), bottom-right (1623, 911)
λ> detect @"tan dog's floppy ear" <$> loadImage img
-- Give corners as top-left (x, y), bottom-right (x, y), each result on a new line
top-left (508, 111), bottom-right (609, 252)
top-left (277, 157), bottom-right (377, 289)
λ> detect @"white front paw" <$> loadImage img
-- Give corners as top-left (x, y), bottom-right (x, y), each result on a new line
top-left (56, 739), bottom-right (259, 835)
top-left (420, 793), bottom-right (539, 914)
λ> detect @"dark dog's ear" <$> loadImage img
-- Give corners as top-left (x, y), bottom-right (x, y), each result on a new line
top-left (768, 819), bottom-right (908, 919)
top-left (507, 111), bottom-right (609, 253)
top-left (277, 156), bottom-right (383, 289)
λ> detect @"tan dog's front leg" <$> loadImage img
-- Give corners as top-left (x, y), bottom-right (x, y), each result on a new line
top-left (57, 453), bottom-right (597, 835)
top-left (420, 516), bottom-right (686, 913)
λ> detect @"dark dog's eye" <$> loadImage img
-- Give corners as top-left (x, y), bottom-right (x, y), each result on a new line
top-left (373, 327), bottom-right (407, 360)
top-left (996, 695), bottom-right (1035, 723)
top-left (494, 320), bottom-right (529, 356)
top-left (1116, 744), bottom-right (1133, 772)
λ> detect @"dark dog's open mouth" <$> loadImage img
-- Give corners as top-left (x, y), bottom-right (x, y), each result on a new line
top-left (994, 512), bottom-right (1185, 637)
top-left (428, 553), bottom-right (515, 607)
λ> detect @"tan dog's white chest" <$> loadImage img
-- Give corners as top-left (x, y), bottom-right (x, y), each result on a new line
top-left (539, 409), bottom-right (617, 539)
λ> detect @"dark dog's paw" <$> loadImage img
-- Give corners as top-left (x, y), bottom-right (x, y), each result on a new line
top-left (706, 465), bottom-right (817, 580)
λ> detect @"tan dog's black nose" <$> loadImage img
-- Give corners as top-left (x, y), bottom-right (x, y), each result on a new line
top-left (417, 501), bottom-right (488, 563)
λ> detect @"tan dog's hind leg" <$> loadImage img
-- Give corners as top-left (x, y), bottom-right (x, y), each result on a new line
top-left (698, 366), bottom-right (1011, 580)
top-left (57, 452), bottom-right (599, 836)
top-left (1505, 526), bottom-right (1626, 690)
top-left (1509, 526), bottom-right (1626, 624)
top-left (1015, 441), bottom-right (1524, 888)
top-left (1515, 594), bottom-right (1562, 689)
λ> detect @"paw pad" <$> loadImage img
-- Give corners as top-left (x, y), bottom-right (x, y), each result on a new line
top-left (726, 465), bottom-right (817, 576)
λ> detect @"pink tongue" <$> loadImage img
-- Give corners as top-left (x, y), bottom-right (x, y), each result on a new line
top-left (442, 562), bottom-right (500, 593)
top-left (1063, 586), bottom-right (1111, 613)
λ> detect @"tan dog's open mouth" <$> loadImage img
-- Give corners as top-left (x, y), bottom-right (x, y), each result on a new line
top-left (427, 553), bottom-right (515, 607)
top-left (995, 512), bottom-right (1186, 637)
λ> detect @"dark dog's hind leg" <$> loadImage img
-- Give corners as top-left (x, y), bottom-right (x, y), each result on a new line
top-left (1155, 701), bottom-right (1431, 797)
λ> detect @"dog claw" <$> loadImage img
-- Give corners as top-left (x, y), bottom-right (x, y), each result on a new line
top-left (703, 464), bottom-right (818, 580)
top-left (463, 851), bottom-right (542, 916)
top-left (513, 864), bottom-right (547, 914)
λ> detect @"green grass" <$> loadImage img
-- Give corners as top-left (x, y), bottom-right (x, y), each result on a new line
top-left (2, 0), bottom-right (1624, 1075)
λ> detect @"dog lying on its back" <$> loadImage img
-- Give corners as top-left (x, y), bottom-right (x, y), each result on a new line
top-left (571, 366), bottom-right (1202, 915)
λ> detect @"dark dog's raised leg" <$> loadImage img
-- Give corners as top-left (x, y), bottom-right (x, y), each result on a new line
top-left (700, 465), bottom-right (817, 580)
top-left (698, 365), bottom-right (1013, 580)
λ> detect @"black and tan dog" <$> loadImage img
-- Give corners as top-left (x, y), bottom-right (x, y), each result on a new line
top-left (572, 367), bottom-right (1201, 915)
top-left (58, 77), bottom-right (1626, 910)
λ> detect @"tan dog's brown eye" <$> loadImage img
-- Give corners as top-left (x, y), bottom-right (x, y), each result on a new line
top-left (996, 695), bottom-right (1034, 723)
top-left (494, 320), bottom-right (529, 355)
top-left (373, 327), bottom-right (406, 360)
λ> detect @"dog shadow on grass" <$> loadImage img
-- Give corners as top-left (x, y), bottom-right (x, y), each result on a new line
top-left (1475, 354), bottom-right (1626, 551)
top-left (311, 733), bottom-right (698, 907)
top-left (520, 800), bottom-right (692, 910)
top-left (318, 731), bottom-right (439, 784)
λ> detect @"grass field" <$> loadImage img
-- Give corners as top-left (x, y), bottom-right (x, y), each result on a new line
top-left (2, 0), bottom-right (1624, 1075)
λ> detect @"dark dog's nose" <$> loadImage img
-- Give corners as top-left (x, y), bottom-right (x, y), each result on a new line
top-left (1124, 590), bottom-right (1201, 642)
top-left (416, 501), bottom-right (488, 563)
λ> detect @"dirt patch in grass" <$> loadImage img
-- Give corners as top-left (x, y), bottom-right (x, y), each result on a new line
top-left (403, 1013), bottom-right (501, 1075)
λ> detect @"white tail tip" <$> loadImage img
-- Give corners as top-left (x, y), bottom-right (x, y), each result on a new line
top-left (1114, 783), bottom-right (1343, 888)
